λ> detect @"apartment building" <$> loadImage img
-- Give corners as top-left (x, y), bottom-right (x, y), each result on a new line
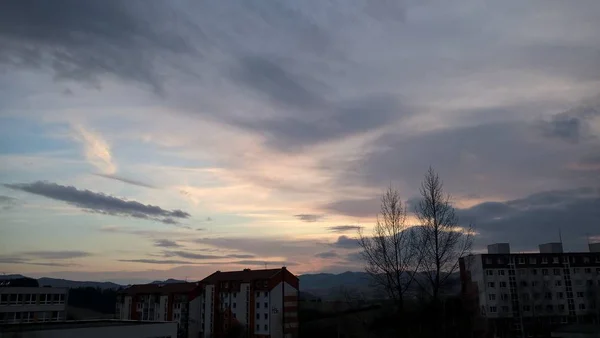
top-left (0, 277), bottom-right (67, 324)
top-left (200, 267), bottom-right (299, 338)
top-left (460, 242), bottom-right (600, 338)
top-left (115, 281), bottom-right (204, 338)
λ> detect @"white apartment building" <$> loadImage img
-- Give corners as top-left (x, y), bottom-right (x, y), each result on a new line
top-left (0, 278), bottom-right (67, 324)
top-left (116, 267), bottom-right (299, 338)
top-left (200, 267), bottom-right (299, 338)
top-left (460, 242), bottom-right (600, 338)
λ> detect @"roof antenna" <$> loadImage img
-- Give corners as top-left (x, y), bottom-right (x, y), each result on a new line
top-left (559, 228), bottom-right (563, 245)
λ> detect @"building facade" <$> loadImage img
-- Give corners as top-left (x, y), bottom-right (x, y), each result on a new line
top-left (0, 278), bottom-right (67, 324)
top-left (200, 267), bottom-right (299, 338)
top-left (460, 242), bottom-right (600, 338)
top-left (115, 267), bottom-right (299, 338)
top-left (116, 282), bottom-right (204, 338)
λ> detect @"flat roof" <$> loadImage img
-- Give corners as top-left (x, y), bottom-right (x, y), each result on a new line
top-left (0, 320), bottom-right (173, 332)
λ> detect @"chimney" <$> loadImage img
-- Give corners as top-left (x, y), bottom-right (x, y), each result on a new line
top-left (243, 268), bottom-right (251, 272)
top-left (589, 242), bottom-right (600, 253)
top-left (539, 242), bottom-right (563, 253)
top-left (487, 243), bottom-right (510, 254)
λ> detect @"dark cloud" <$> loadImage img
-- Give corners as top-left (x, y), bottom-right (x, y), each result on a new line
top-left (345, 251), bottom-right (364, 263)
top-left (330, 235), bottom-right (360, 249)
top-left (0, 195), bottom-right (17, 211)
top-left (315, 250), bottom-right (339, 259)
top-left (163, 251), bottom-right (222, 260)
top-left (457, 187), bottom-right (600, 251)
top-left (154, 239), bottom-right (180, 248)
top-left (539, 98), bottom-right (600, 143)
top-left (294, 214), bottom-right (324, 222)
top-left (4, 181), bottom-right (190, 224)
top-left (327, 225), bottom-right (364, 233)
top-left (22, 250), bottom-right (92, 259)
top-left (119, 259), bottom-right (198, 265)
top-left (0, 0), bottom-right (193, 91)
top-left (323, 197), bottom-right (380, 218)
top-left (94, 173), bottom-right (156, 189)
top-left (0, 255), bottom-right (79, 267)
top-left (232, 260), bottom-right (298, 267)
top-left (226, 254), bottom-right (256, 259)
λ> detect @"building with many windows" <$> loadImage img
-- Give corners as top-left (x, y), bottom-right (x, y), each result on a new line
top-left (200, 267), bottom-right (299, 338)
top-left (115, 281), bottom-right (204, 338)
top-left (0, 277), bottom-right (67, 324)
top-left (115, 267), bottom-right (299, 338)
top-left (460, 242), bottom-right (600, 338)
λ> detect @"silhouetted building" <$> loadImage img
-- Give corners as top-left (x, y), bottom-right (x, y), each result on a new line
top-left (460, 242), bottom-right (600, 338)
top-left (0, 277), bottom-right (67, 324)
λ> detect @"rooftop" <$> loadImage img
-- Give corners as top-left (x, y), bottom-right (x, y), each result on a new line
top-left (0, 319), bottom-right (173, 332)
top-left (202, 267), bottom-right (294, 283)
top-left (119, 282), bottom-right (201, 295)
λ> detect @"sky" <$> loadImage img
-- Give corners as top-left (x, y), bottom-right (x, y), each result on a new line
top-left (0, 0), bottom-right (599, 284)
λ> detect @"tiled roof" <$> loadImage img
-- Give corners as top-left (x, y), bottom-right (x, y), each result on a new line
top-left (201, 268), bottom-right (285, 283)
top-left (120, 282), bottom-right (201, 295)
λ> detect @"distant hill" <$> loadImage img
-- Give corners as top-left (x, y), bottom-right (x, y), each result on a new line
top-left (37, 277), bottom-right (123, 290)
top-left (150, 278), bottom-right (186, 284)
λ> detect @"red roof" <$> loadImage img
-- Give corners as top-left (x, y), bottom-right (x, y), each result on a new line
top-left (201, 268), bottom-right (292, 283)
top-left (119, 282), bottom-right (201, 295)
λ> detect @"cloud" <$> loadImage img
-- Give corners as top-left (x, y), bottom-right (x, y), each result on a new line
top-left (330, 235), bottom-right (360, 249)
top-left (232, 260), bottom-right (298, 267)
top-left (315, 250), bottom-right (339, 259)
top-left (327, 225), bottom-right (363, 233)
top-left (94, 173), bottom-right (156, 189)
top-left (0, 0), bottom-right (192, 91)
top-left (119, 259), bottom-right (198, 265)
top-left (294, 214), bottom-right (324, 222)
top-left (154, 239), bottom-right (181, 248)
top-left (71, 125), bottom-right (116, 174)
top-left (4, 181), bottom-right (190, 224)
top-left (457, 187), bottom-right (600, 251)
top-left (226, 254), bottom-right (256, 259)
top-left (22, 250), bottom-right (92, 259)
top-left (0, 195), bottom-right (17, 211)
top-left (163, 251), bottom-right (222, 260)
top-left (539, 97), bottom-right (600, 143)
top-left (323, 197), bottom-right (380, 218)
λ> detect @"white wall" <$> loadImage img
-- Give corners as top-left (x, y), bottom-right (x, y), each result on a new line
top-left (0, 321), bottom-right (177, 338)
top-left (269, 282), bottom-right (298, 338)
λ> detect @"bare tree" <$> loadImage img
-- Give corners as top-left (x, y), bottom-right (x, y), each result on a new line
top-left (415, 167), bottom-right (473, 302)
top-left (358, 186), bottom-right (421, 314)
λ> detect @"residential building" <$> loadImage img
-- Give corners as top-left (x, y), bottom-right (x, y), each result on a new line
top-left (200, 267), bottom-right (299, 338)
top-left (115, 282), bottom-right (204, 338)
top-left (0, 277), bottom-right (67, 324)
top-left (460, 242), bottom-right (600, 338)
top-left (0, 319), bottom-right (177, 338)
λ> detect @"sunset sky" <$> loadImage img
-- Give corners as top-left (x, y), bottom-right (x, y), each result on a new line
top-left (0, 0), bottom-right (599, 284)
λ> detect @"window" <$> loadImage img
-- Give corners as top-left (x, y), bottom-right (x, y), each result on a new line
top-left (577, 292), bottom-right (584, 298)
top-left (542, 257), bottom-right (548, 264)
top-left (256, 313), bottom-right (260, 319)
top-left (488, 294), bottom-right (496, 301)
top-left (498, 258), bottom-right (504, 264)
top-left (233, 292), bottom-right (236, 298)
top-left (487, 282), bottom-right (495, 288)
top-left (501, 294), bottom-right (509, 301)
top-left (264, 302), bottom-right (268, 308)
top-left (256, 303), bottom-right (260, 309)
top-left (501, 306), bottom-right (509, 313)
top-left (587, 280), bottom-right (594, 286)
top-left (489, 306), bottom-right (497, 313)
top-left (558, 304), bottom-right (565, 311)
top-left (535, 305), bottom-right (542, 312)
top-left (542, 269), bottom-right (549, 275)
top-left (520, 281), bottom-right (528, 287)
top-left (546, 305), bottom-right (553, 312)
top-left (531, 281), bottom-right (538, 287)
top-left (523, 305), bottom-right (531, 311)
top-left (0, 294), bottom-right (7, 305)
top-left (256, 292), bottom-right (260, 298)
top-left (521, 293), bottom-right (530, 301)
top-left (579, 304), bottom-right (586, 310)
top-left (575, 280), bottom-right (583, 286)
top-left (485, 258), bottom-right (492, 264)
top-left (529, 257), bottom-right (536, 264)
top-left (584, 268), bottom-right (592, 274)
top-left (233, 302), bottom-right (236, 308)
top-left (500, 282), bottom-right (507, 288)
top-left (553, 268), bottom-right (561, 276)
top-left (557, 292), bottom-right (564, 299)
top-left (264, 292), bottom-right (268, 297)
top-left (264, 324), bottom-right (268, 331)
top-left (486, 270), bottom-right (493, 276)
top-left (58, 294), bottom-right (65, 304)
top-left (553, 257), bottom-right (559, 264)
top-left (498, 270), bottom-right (505, 276)
top-left (573, 268), bottom-right (581, 274)
top-left (555, 280), bottom-right (562, 286)
top-left (9, 294), bottom-right (17, 305)
top-left (264, 313), bottom-right (268, 319)
top-left (531, 269), bottom-right (538, 275)
top-left (583, 257), bottom-right (590, 263)
top-left (545, 292), bottom-right (552, 300)
top-left (518, 257), bottom-right (525, 264)
top-left (256, 324), bottom-right (260, 331)
top-left (519, 269), bottom-right (527, 276)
